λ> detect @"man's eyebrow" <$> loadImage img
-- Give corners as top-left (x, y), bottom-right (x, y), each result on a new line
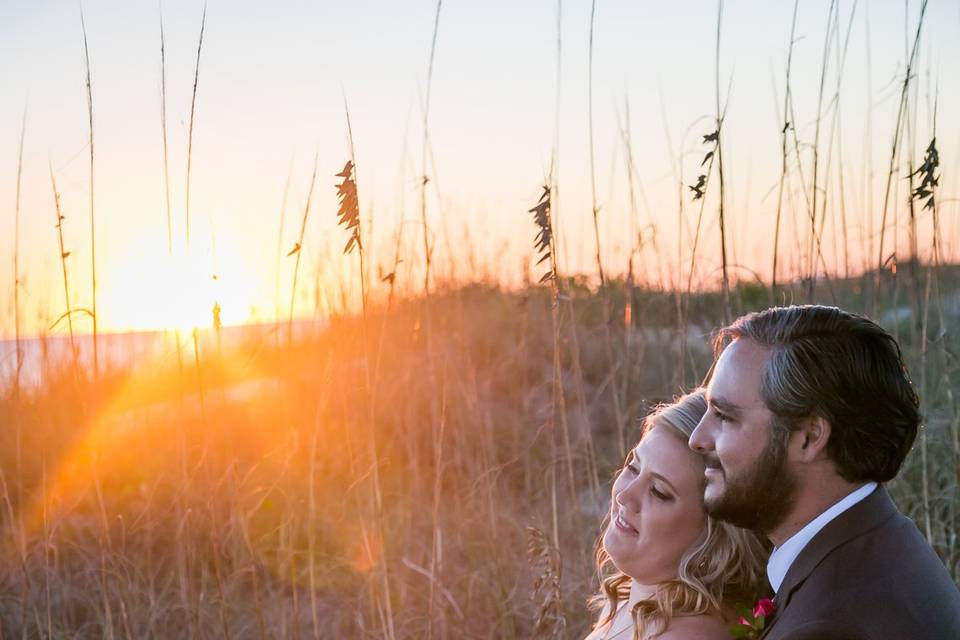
top-left (709, 395), bottom-right (742, 415)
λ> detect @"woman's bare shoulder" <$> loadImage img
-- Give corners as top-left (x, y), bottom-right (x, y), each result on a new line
top-left (658, 613), bottom-right (730, 640)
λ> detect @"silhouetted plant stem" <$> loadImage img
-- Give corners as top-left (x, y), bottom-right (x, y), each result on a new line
top-left (80, 7), bottom-right (99, 380)
top-left (274, 162), bottom-right (293, 347)
top-left (421, 0), bottom-right (442, 295)
top-left (13, 105), bottom-right (26, 403)
top-left (875, 0), bottom-right (928, 314)
top-left (288, 153), bottom-right (319, 342)
top-left (772, 0), bottom-right (800, 300)
top-left (186, 4), bottom-right (207, 249)
top-left (159, 6), bottom-right (172, 256)
top-left (715, 0), bottom-right (731, 324)
top-left (341, 102), bottom-right (398, 640)
top-left (807, 0), bottom-right (836, 298)
top-left (12, 105), bottom-right (26, 508)
top-left (49, 164), bottom-right (79, 374)
top-left (587, 0), bottom-right (605, 287)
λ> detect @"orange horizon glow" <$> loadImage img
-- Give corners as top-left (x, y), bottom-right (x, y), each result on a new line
top-left (3, 2), bottom-right (960, 340)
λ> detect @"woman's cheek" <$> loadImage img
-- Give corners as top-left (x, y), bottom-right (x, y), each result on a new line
top-left (674, 502), bottom-right (707, 547)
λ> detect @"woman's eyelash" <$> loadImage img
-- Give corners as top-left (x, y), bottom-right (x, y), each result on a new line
top-left (651, 487), bottom-right (672, 501)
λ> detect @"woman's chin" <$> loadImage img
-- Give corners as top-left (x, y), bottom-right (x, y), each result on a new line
top-left (603, 529), bottom-right (673, 584)
top-left (602, 526), bottom-right (632, 563)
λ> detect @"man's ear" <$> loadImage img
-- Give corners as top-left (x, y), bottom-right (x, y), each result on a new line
top-left (792, 416), bottom-right (831, 463)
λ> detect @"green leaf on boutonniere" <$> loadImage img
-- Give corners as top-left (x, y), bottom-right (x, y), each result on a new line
top-left (730, 625), bottom-right (750, 638)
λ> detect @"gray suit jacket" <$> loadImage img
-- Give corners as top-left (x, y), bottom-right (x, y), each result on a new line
top-left (761, 486), bottom-right (960, 640)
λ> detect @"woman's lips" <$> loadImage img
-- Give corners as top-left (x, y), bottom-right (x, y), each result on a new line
top-left (614, 513), bottom-right (639, 535)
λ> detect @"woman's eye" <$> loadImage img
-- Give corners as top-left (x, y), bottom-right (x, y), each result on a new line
top-left (651, 487), bottom-right (672, 501)
top-left (623, 452), bottom-right (639, 474)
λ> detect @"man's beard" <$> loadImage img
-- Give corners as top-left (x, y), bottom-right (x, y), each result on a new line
top-left (704, 423), bottom-right (797, 534)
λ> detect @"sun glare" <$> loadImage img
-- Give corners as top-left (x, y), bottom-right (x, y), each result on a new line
top-left (104, 240), bottom-right (264, 333)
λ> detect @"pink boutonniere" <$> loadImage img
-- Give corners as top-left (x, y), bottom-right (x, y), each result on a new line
top-left (730, 597), bottom-right (776, 639)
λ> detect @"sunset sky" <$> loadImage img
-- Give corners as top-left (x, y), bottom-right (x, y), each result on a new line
top-left (2, 0), bottom-right (959, 336)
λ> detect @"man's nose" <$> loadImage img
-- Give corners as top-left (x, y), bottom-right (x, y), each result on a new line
top-left (688, 414), bottom-right (715, 454)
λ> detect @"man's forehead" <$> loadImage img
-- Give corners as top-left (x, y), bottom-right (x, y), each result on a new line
top-left (707, 338), bottom-right (770, 397)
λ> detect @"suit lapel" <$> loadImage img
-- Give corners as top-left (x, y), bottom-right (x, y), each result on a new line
top-left (757, 486), bottom-right (897, 639)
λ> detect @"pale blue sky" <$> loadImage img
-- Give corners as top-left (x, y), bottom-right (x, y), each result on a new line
top-left (2, 1), bottom-right (959, 335)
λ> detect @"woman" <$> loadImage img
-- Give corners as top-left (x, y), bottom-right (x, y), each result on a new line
top-left (585, 389), bottom-right (769, 640)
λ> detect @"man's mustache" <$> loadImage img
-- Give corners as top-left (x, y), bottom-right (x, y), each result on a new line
top-left (704, 455), bottom-right (722, 471)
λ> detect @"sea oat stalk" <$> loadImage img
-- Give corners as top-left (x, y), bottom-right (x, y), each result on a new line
top-left (186, 4), bottom-right (207, 248)
top-left (80, 7), bottom-right (99, 379)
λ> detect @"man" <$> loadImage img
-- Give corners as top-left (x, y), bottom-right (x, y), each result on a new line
top-left (689, 305), bottom-right (960, 639)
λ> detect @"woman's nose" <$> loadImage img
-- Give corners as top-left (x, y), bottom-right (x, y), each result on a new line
top-left (615, 478), bottom-right (642, 512)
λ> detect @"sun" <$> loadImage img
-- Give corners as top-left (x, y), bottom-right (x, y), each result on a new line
top-left (103, 239), bottom-right (265, 333)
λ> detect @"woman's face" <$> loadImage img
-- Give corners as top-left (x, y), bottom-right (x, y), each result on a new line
top-left (602, 425), bottom-right (708, 583)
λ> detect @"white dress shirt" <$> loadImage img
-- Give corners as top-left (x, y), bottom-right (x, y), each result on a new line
top-left (767, 482), bottom-right (878, 593)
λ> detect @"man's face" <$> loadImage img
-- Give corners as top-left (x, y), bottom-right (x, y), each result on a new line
top-left (688, 338), bottom-right (797, 533)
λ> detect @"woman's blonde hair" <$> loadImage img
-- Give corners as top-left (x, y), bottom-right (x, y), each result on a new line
top-left (590, 389), bottom-right (769, 640)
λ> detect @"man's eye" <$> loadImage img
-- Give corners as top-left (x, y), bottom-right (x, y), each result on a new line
top-left (714, 408), bottom-right (730, 423)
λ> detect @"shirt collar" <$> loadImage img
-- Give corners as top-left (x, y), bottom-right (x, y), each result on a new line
top-left (766, 482), bottom-right (877, 593)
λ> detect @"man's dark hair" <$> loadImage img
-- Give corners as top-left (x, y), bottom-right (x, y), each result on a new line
top-left (715, 305), bottom-right (920, 483)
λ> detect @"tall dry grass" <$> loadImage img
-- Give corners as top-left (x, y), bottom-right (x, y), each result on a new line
top-left (12, 105), bottom-right (27, 512)
top-left (2, 4), bottom-right (959, 640)
top-left (80, 6), bottom-right (98, 381)
top-left (2, 273), bottom-right (958, 639)
top-left (185, 3), bottom-right (207, 249)
top-left (48, 163), bottom-right (79, 376)
top-left (874, 0), bottom-right (929, 313)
